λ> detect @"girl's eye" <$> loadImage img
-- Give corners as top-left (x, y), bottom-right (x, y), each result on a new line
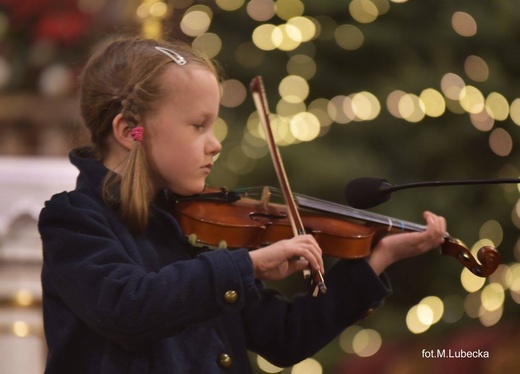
top-left (193, 124), bottom-right (205, 131)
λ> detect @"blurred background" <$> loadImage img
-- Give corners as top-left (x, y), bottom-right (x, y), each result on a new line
top-left (1, 0), bottom-right (520, 373)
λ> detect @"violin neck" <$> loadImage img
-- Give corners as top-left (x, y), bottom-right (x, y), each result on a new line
top-left (294, 193), bottom-right (426, 233)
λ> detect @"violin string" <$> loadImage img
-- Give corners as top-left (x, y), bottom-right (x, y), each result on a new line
top-left (234, 186), bottom-right (430, 234)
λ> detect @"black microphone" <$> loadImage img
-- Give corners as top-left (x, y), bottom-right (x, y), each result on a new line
top-left (344, 176), bottom-right (520, 209)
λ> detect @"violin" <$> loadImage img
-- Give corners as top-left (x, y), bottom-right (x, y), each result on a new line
top-left (170, 186), bottom-right (500, 278)
top-left (172, 75), bottom-right (500, 294)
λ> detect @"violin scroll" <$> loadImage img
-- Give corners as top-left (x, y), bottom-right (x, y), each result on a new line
top-left (441, 237), bottom-right (501, 277)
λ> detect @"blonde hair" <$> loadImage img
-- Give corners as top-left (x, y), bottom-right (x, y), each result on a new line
top-left (79, 37), bottom-right (220, 232)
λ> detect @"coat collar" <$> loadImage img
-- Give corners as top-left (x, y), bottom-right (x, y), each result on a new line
top-left (69, 146), bottom-right (109, 198)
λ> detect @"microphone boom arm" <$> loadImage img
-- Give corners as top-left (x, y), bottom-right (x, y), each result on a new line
top-left (383, 178), bottom-right (520, 192)
top-left (345, 176), bottom-right (520, 209)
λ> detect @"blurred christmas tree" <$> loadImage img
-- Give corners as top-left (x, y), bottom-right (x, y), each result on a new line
top-left (1, 0), bottom-right (520, 372)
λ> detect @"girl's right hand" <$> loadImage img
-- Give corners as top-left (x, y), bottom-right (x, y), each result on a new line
top-left (249, 235), bottom-right (324, 281)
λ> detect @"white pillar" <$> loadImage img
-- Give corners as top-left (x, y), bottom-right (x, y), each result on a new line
top-left (0, 157), bottom-right (77, 374)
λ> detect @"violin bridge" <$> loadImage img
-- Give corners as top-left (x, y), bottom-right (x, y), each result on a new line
top-left (260, 186), bottom-right (271, 210)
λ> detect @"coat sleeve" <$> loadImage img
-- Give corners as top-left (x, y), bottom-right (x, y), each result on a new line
top-left (242, 258), bottom-right (391, 367)
top-left (39, 192), bottom-right (260, 347)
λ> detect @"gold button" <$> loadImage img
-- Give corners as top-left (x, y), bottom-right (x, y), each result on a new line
top-left (218, 353), bottom-right (232, 368)
top-left (224, 290), bottom-right (238, 304)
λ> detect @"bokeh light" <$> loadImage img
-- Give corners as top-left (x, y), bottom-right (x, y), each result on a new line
top-left (470, 109), bottom-right (494, 132)
top-left (481, 283), bottom-right (505, 312)
top-left (220, 79), bottom-right (247, 108)
top-left (275, 0), bottom-right (304, 20)
top-left (338, 326), bottom-right (383, 357)
top-left (459, 85), bottom-right (484, 114)
top-left (180, 6), bottom-right (212, 37)
top-left (398, 93), bottom-right (425, 123)
top-left (489, 127), bottom-right (513, 157)
top-left (509, 99), bottom-right (520, 126)
top-left (349, 0), bottom-right (380, 24)
top-left (287, 54), bottom-right (317, 80)
top-left (287, 16), bottom-right (316, 42)
top-left (215, 0), bottom-right (245, 11)
top-left (213, 117), bottom-right (228, 143)
top-left (460, 267), bottom-right (486, 293)
top-left (12, 321), bottom-right (30, 338)
top-left (465, 55), bottom-right (489, 82)
top-left (351, 91), bottom-right (380, 121)
top-left (256, 355), bottom-right (283, 373)
top-left (420, 88), bottom-right (446, 118)
top-left (441, 73), bottom-right (465, 100)
top-left (252, 24), bottom-right (278, 51)
top-left (247, 0), bottom-right (276, 21)
top-left (335, 24), bottom-right (364, 51)
top-left (291, 358), bottom-right (322, 373)
top-left (192, 33), bottom-right (222, 58)
top-left (38, 64), bottom-right (73, 96)
top-left (290, 112), bottom-right (320, 141)
top-left (406, 305), bottom-right (430, 334)
top-left (352, 328), bottom-right (382, 357)
top-left (486, 92), bottom-right (509, 121)
top-left (479, 220), bottom-right (503, 246)
top-left (328, 95), bottom-right (353, 124)
top-left (452, 11), bottom-right (477, 37)
top-left (279, 75), bottom-right (309, 103)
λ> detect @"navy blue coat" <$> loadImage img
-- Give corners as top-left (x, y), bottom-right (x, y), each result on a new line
top-left (39, 147), bottom-right (391, 373)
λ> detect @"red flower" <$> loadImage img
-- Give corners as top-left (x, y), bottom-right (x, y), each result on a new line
top-left (0, 0), bottom-right (91, 44)
top-left (34, 10), bottom-right (90, 45)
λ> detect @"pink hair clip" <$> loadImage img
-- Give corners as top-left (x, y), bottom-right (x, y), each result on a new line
top-left (131, 126), bottom-right (144, 142)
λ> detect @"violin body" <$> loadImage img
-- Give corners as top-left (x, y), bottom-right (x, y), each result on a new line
top-left (170, 186), bottom-right (501, 277)
top-left (172, 189), bottom-right (374, 258)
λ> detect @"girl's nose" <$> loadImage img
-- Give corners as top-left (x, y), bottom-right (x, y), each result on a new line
top-left (208, 132), bottom-right (222, 156)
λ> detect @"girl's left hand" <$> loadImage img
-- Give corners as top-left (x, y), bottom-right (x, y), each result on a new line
top-left (368, 211), bottom-right (447, 275)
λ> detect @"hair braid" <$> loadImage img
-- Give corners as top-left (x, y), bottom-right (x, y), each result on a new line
top-left (116, 84), bottom-right (152, 231)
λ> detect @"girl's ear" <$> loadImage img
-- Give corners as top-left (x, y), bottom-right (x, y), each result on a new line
top-left (112, 113), bottom-right (134, 151)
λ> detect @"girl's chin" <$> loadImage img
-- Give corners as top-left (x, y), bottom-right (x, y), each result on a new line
top-left (169, 184), bottom-right (206, 197)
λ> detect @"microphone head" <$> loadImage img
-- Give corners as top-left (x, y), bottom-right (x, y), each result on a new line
top-left (344, 177), bottom-right (392, 209)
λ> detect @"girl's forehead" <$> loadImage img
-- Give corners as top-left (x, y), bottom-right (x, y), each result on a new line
top-left (154, 66), bottom-right (220, 115)
top-left (163, 63), bottom-right (214, 80)
top-left (160, 65), bottom-right (218, 96)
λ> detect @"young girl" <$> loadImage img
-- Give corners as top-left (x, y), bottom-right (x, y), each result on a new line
top-left (38, 37), bottom-right (446, 373)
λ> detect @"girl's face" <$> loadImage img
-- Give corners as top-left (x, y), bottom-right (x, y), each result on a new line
top-left (143, 65), bottom-right (222, 196)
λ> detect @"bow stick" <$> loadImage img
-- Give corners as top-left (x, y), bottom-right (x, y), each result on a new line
top-left (250, 76), bottom-right (327, 296)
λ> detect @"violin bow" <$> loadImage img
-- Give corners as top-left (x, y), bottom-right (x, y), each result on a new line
top-left (250, 76), bottom-right (327, 296)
